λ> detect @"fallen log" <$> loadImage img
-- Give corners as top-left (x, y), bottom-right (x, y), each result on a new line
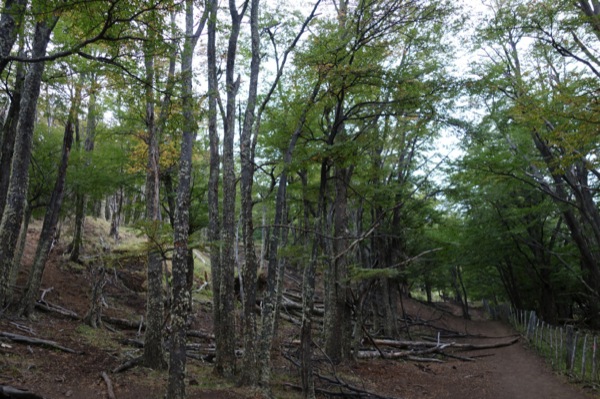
top-left (102, 316), bottom-right (141, 330)
top-left (0, 332), bottom-right (80, 354)
top-left (0, 385), bottom-right (46, 399)
top-left (187, 330), bottom-right (214, 340)
top-left (369, 337), bottom-right (519, 351)
top-left (357, 343), bottom-right (452, 360)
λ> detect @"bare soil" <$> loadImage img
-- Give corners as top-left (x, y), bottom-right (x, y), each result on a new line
top-left (0, 219), bottom-right (597, 398)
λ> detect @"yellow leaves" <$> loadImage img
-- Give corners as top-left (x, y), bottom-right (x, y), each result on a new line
top-left (127, 133), bottom-right (180, 174)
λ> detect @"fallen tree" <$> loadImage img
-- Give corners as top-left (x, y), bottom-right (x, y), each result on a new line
top-left (0, 331), bottom-right (80, 354)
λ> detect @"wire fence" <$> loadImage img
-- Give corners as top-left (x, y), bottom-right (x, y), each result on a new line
top-left (484, 303), bottom-right (600, 384)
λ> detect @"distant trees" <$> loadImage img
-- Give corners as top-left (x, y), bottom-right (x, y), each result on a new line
top-left (453, 0), bottom-right (600, 326)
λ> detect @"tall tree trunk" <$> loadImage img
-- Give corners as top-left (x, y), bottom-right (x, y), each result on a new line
top-left (206, 0), bottom-right (224, 381)
top-left (167, 2), bottom-right (205, 396)
top-left (142, 27), bottom-right (166, 370)
top-left (214, 0), bottom-right (245, 378)
top-left (301, 157), bottom-right (327, 399)
top-left (19, 81), bottom-right (80, 317)
top-left (0, 17), bottom-right (57, 307)
top-left (324, 166), bottom-right (353, 363)
top-left (258, 81), bottom-right (321, 392)
top-left (238, 0), bottom-right (261, 385)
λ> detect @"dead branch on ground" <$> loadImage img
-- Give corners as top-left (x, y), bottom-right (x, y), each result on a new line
top-left (112, 355), bottom-right (143, 373)
top-left (0, 332), bottom-right (80, 354)
top-left (34, 301), bottom-right (79, 320)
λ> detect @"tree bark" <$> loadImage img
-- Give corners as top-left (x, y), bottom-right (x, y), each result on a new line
top-left (142, 25), bottom-right (166, 370)
top-left (301, 155), bottom-right (328, 399)
top-left (0, 48), bottom-right (24, 218)
top-left (167, 2), bottom-right (205, 396)
top-left (0, 17), bottom-right (57, 307)
top-left (214, 0), bottom-right (246, 378)
top-left (238, 0), bottom-right (261, 385)
top-left (206, 0), bottom-right (224, 381)
top-left (324, 165), bottom-right (353, 363)
top-left (0, 0), bottom-right (27, 75)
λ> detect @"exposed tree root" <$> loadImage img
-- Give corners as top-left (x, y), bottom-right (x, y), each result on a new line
top-left (101, 371), bottom-right (117, 399)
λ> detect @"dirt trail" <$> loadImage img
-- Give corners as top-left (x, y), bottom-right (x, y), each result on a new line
top-left (456, 320), bottom-right (591, 399)
top-left (389, 300), bottom-right (596, 399)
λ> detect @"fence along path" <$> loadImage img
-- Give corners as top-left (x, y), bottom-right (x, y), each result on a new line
top-left (484, 303), bottom-right (600, 393)
top-left (450, 310), bottom-right (593, 399)
top-left (505, 308), bottom-right (600, 385)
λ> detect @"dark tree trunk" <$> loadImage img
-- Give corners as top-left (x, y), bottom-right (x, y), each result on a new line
top-left (0, 17), bottom-right (56, 307)
top-left (531, 132), bottom-right (600, 327)
top-left (0, 53), bottom-right (24, 218)
top-left (0, 0), bottom-right (27, 75)
top-left (301, 156), bottom-right (328, 399)
top-left (324, 166), bottom-right (353, 363)
top-left (19, 78), bottom-right (79, 317)
top-left (214, 0), bottom-right (245, 378)
top-left (142, 28), bottom-right (166, 370)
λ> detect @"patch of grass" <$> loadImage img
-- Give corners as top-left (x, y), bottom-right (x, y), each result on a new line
top-left (186, 363), bottom-right (237, 391)
top-left (75, 323), bottom-right (120, 350)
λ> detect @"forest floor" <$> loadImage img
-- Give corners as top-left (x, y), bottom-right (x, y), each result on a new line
top-left (0, 218), bottom-right (598, 399)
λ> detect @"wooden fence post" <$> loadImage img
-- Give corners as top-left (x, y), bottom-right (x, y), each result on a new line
top-left (527, 311), bottom-right (537, 340)
top-left (593, 336), bottom-right (598, 382)
top-left (582, 334), bottom-right (588, 380)
top-left (566, 326), bottom-right (574, 372)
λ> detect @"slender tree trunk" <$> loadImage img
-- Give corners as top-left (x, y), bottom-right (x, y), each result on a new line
top-left (260, 82), bottom-right (321, 391)
top-left (19, 80), bottom-right (80, 317)
top-left (0, 17), bottom-right (57, 307)
top-left (167, 2), bottom-right (205, 396)
top-left (142, 26), bottom-right (166, 370)
top-left (238, 0), bottom-right (261, 385)
top-left (69, 76), bottom-right (97, 262)
top-left (206, 0), bottom-right (223, 380)
top-left (214, 0), bottom-right (246, 378)
top-left (301, 158), bottom-right (327, 399)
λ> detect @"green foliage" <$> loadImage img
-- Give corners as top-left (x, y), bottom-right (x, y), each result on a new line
top-left (350, 264), bottom-right (403, 281)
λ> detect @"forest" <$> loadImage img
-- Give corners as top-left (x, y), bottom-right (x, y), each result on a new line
top-left (0, 0), bottom-right (600, 398)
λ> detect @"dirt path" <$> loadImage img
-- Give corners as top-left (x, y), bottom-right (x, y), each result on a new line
top-left (362, 300), bottom-right (597, 399)
top-left (455, 320), bottom-right (592, 399)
